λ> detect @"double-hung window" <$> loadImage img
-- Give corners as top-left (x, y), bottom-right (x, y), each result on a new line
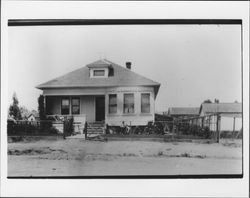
top-left (61, 98), bottom-right (70, 115)
top-left (72, 98), bottom-right (80, 114)
top-left (124, 93), bottom-right (134, 113)
top-left (109, 94), bottom-right (117, 114)
top-left (141, 93), bottom-right (150, 113)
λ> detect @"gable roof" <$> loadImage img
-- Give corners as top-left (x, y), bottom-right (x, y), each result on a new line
top-left (28, 112), bottom-right (39, 118)
top-left (168, 107), bottom-right (200, 116)
top-left (36, 59), bottom-right (160, 96)
top-left (199, 103), bottom-right (242, 114)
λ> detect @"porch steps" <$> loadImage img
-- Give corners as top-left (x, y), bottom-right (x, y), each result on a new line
top-left (86, 122), bottom-right (105, 135)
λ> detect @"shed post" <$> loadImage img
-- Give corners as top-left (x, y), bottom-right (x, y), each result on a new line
top-left (216, 114), bottom-right (221, 143)
top-left (233, 117), bottom-right (236, 132)
top-left (233, 117), bottom-right (236, 139)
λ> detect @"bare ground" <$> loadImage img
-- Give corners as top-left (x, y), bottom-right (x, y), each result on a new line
top-left (8, 138), bottom-right (242, 176)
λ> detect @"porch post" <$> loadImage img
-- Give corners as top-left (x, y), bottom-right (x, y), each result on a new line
top-left (69, 96), bottom-right (72, 115)
top-left (44, 95), bottom-right (46, 116)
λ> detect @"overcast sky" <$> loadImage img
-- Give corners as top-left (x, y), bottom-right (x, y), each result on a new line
top-left (8, 24), bottom-right (241, 112)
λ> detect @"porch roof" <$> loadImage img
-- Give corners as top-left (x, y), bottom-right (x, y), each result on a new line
top-left (36, 59), bottom-right (160, 96)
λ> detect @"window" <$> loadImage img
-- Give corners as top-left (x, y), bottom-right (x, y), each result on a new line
top-left (141, 93), bottom-right (150, 113)
top-left (61, 98), bottom-right (70, 115)
top-left (109, 94), bottom-right (117, 114)
top-left (72, 98), bottom-right (80, 114)
top-left (93, 70), bottom-right (105, 76)
top-left (124, 93), bottom-right (134, 113)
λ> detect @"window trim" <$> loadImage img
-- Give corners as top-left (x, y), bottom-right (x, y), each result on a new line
top-left (123, 93), bottom-right (135, 114)
top-left (141, 93), bottom-right (151, 114)
top-left (108, 94), bottom-right (117, 114)
top-left (61, 98), bottom-right (70, 115)
top-left (71, 97), bottom-right (80, 115)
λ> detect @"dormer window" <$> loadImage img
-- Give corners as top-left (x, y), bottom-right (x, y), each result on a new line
top-left (87, 59), bottom-right (113, 78)
top-left (93, 69), bottom-right (105, 77)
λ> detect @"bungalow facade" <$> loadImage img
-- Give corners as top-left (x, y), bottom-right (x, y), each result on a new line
top-left (36, 59), bottom-right (160, 128)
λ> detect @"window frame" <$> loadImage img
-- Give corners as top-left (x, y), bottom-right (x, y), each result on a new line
top-left (123, 93), bottom-right (135, 114)
top-left (71, 97), bottom-right (80, 115)
top-left (93, 69), bottom-right (105, 77)
top-left (61, 98), bottom-right (70, 115)
top-left (108, 94), bottom-right (117, 114)
top-left (141, 93), bottom-right (151, 114)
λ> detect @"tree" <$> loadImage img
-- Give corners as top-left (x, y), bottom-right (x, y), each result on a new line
top-left (20, 106), bottom-right (30, 120)
top-left (214, 98), bottom-right (219, 103)
top-left (8, 92), bottom-right (22, 120)
top-left (38, 95), bottom-right (46, 120)
top-left (31, 109), bottom-right (38, 116)
top-left (203, 99), bottom-right (212, 103)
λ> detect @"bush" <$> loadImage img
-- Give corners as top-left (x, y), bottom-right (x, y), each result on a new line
top-left (63, 116), bottom-right (74, 137)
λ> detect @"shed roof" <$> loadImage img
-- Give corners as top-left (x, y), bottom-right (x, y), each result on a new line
top-left (199, 103), bottom-right (242, 114)
top-left (168, 107), bottom-right (200, 116)
top-left (36, 59), bottom-right (160, 96)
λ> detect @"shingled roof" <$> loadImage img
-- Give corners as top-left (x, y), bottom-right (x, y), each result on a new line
top-left (36, 59), bottom-right (161, 96)
top-left (199, 103), bottom-right (242, 114)
top-left (168, 107), bottom-right (200, 116)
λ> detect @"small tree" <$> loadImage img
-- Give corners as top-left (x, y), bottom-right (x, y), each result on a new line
top-left (38, 95), bottom-right (46, 120)
top-left (203, 99), bottom-right (212, 104)
top-left (8, 92), bottom-right (22, 120)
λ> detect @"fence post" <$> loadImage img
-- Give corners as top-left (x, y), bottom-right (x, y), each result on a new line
top-left (216, 114), bottom-right (221, 143)
top-left (63, 119), bottom-right (67, 139)
top-left (84, 122), bottom-right (88, 140)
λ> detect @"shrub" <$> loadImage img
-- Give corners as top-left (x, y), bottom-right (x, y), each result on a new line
top-left (49, 126), bottom-right (59, 135)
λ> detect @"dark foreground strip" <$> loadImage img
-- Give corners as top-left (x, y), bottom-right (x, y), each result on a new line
top-left (8, 174), bottom-right (243, 179)
top-left (8, 19), bottom-right (242, 26)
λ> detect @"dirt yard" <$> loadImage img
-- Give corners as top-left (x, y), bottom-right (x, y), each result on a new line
top-left (8, 138), bottom-right (242, 176)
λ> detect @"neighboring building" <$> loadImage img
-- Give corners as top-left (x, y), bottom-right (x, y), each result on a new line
top-left (27, 113), bottom-right (39, 121)
top-left (199, 103), bottom-right (242, 131)
top-left (36, 59), bottom-right (160, 128)
top-left (166, 107), bottom-right (200, 119)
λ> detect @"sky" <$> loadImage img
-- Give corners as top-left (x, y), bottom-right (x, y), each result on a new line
top-left (8, 24), bottom-right (242, 113)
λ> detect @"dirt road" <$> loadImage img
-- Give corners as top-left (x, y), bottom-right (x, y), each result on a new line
top-left (8, 138), bottom-right (242, 176)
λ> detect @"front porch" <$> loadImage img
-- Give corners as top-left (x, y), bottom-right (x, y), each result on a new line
top-left (44, 95), bottom-right (106, 134)
top-left (45, 95), bottom-right (105, 123)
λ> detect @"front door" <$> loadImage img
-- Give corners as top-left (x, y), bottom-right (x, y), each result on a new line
top-left (95, 96), bottom-right (105, 122)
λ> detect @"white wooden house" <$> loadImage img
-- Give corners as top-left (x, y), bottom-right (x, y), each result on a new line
top-left (36, 59), bottom-right (160, 132)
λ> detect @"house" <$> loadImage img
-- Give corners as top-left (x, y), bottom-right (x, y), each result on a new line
top-left (166, 107), bottom-right (200, 119)
top-left (199, 103), bottom-right (242, 131)
top-left (27, 114), bottom-right (36, 121)
top-left (27, 112), bottom-right (39, 121)
top-left (36, 59), bottom-right (161, 130)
